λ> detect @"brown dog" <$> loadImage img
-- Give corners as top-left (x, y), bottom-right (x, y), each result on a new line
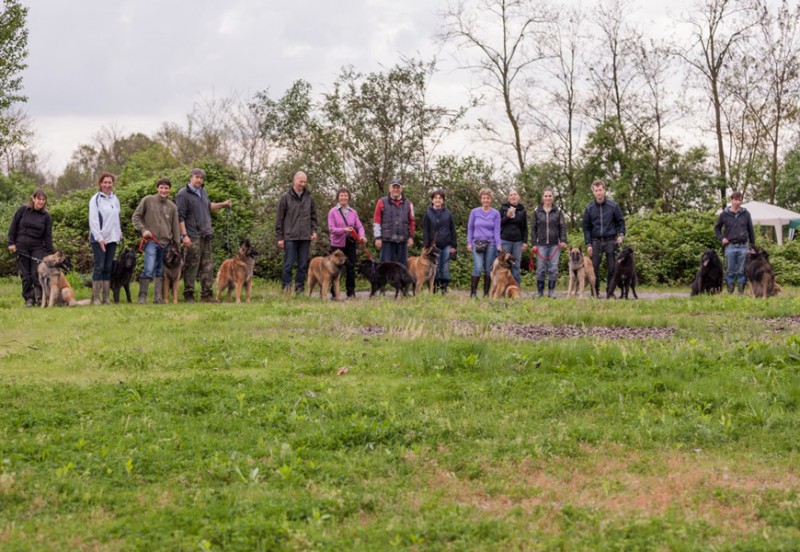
top-left (37, 251), bottom-right (86, 307)
top-left (307, 249), bottom-right (347, 300)
top-left (162, 242), bottom-right (184, 304)
top-left (490, 251), bottom-right (521, 298)
top-left (744, 247), bottom-right (780, 298)
top-left (567, 247), bottom-right (596, 299)
top-left (408, 246), bottom-right (440, 294)
top-left (215, 239), bottom-right (260, 303)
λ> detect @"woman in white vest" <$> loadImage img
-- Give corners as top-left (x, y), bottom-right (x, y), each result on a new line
top-left (89, 172), bottom-right (122, 305)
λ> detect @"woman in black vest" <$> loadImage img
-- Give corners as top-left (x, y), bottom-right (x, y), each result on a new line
top-left (7, 189), bottom-right (54, 306)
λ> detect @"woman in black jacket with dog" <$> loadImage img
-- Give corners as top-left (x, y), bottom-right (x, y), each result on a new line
top-left (422, 190), bottom-right (457, 293)
top-left (7, 189), bottom-right (54, 306)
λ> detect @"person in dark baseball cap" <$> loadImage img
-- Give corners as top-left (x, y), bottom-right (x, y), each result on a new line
top-left (373, 177), bottom-right (415, 267)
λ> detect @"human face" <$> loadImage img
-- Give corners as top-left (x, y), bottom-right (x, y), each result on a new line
top-left (338, 191), bottom-right (349, 207)
top-left (508, 190), bottom-right (520, 206)
top-left (157, 184), bottom-right (171, 199)
top-left (190, 174), bottom-right (204, 188)
top-left (592, 184), bottom-right (606, 202)
top-left (390, 185), bottom-right (402, 199)
top-left (32, 195), bottom-right (46, 210)
top-left (731, 197), bottom-right (742, 211)
top-left (432, 194), bottom-right (444, 209)
top-left (100, 176), bottom-right (114, 195)
top-left (480, 193), bottom-right (492, 209)
top-left (542, 190), bottom-right (554, 208)
top-left (293, 173), bottom-right (307, 194)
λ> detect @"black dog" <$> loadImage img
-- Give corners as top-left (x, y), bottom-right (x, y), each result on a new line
top-left (608, 246), bottom-right (638, 299)
top-left (690, 249), bottom-right (723, 296)
top-left (110, 247), bottom-right (137, 303)
top-left (358, 260), bottom-right (416, 298)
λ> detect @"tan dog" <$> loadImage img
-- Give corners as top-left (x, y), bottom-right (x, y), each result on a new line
top-left (408, 246), bottom-right (440, 294)
top-left (37, 251), bottom-right (86, 307)
top-left (162, 242), bottom-right (184, 304)
top-left (307, 249), bottom-right (347, 300)
top-left (567, 247), bottom-right (596, 299)
top-left (744, 247), bottom-right (781, 298)
top-left (215, 239), bottom-right (260, 303)
top-left (490, 251), bottom-right (521, 298)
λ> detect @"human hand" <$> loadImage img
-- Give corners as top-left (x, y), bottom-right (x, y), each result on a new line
top-left (311, 232), bottom-right (318, 241)
top-left (224, 200), bottom-right (232, 209)
top-left (277, 240), bottom-right (285, 250)
top-left (143, 230), bottom-right (152, 239)
top-left (360, 237), bottom-right (367, 245)
top-left (8, 245), bottom-right (16, 253)
top-left (99, 240), bottom-right (106, 252)
top-left (375, 239), bottom-right (382, 250)
top-left (521, 243), bottom-right (528, 251)
top-left (182, 236), bottom-right (192, 248)
top-left (616, 236), bottom-right (623, 245)
top-left (559, 242), bottom-right (567, 249)
top-left (467, 244), bottom-right (472, 253)
top-left (722, 238), bottom-right (729, 246)
top-left (587, 246), bottom-right (593, 256)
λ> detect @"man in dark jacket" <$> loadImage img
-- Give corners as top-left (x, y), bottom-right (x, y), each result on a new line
top-left (276, 171), bottom-right (318, 294)
top-left (373, 178), bottom-right (415, 267)
top-left (583, 180), bottom-right (626, 298)
top-left (176, 168), bottom-right (233, 303)
top-left (714, 191), bottom-right (755, 294)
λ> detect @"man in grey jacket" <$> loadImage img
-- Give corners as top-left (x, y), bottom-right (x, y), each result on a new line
top-left (714, 191), bottom-right (755, 294)
top-left (276, 171), bottom-right (318, 294)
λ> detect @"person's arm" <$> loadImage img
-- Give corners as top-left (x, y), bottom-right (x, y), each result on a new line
top-left (7, 206), bottom-right (23, 249)
top-left (558, 211), bottom-right (567, 247)
top-left (175, 192), bottom-right (192, 247)
top-left (747, 214), bottom-right (756, 245)
top-left (466, 210), bottom-right (474, 252)
top-left (407, 201), bottom-right (415, 247)
top-left (309, 196), bottom-right (318, 240)
top-left (210, 200), bottom-right (232, 212)
top-left (582, 206), bottom-right (592, 245)
top-left (171, 206), bottom-right (181, 246)
top-left (88, 194), bottom-right (101, 242)
top-left (521, 208), bottom-right (529, 244)
top-left (493, 210), bottom-right (502, 250)
top-left (354, 212), bottom-right (367, 243)
top-left (615, 204), bottom-right (626, 242)
top-left (449, 211), bottom-right (457, 250)
top-left (713, 214), bottom-right (725, 243)
top-left (43, 213), bottom-right (54, 253)
top-left (132, 198), bottom-right (147, 235)
top-left (373, 200), bottom-right (383, 246)
top-left (275, 195), bottom-right (286, 249)
top-left (328, 208), bottom-right (344, 239)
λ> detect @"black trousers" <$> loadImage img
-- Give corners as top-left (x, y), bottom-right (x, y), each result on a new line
top-left (16, 246), bottom-right (45, 303)
top-left (591, 238), bottom-right (617, 295)
top-left (331, 240), bottom-right (358, 297)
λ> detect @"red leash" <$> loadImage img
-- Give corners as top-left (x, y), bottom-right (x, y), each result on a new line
top-left (350, 228), bottom-right (374, 261)
top-left (528, 245), bottom-right (562, 270)
top-left (138, 235), bottom-right (164, 253)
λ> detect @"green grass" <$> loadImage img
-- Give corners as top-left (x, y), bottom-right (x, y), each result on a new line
top-left (1, 278), bottom-right (799, 550)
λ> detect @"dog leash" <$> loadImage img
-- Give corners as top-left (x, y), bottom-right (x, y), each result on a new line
top-left (138, 236), bottom-right (164, 253)
top-left (351, 228), bottom-right (375, 261)
top-left (223, 208), bottom-right (239, 257)
top-left (14, 250), bottom-right (43, 264)
top-left (528, 245), bottom-right (562, 270)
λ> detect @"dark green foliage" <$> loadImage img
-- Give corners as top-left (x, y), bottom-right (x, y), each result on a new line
top-left (0, 0), bottom-right (28, 149)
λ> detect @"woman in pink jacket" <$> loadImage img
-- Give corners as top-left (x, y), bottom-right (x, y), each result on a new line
top-left (328, 188), bottom-right (367, 298)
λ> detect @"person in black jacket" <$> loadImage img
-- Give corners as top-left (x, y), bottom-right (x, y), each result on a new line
top-left (714, 191), bottom-right (755, 294)
top-left (499, 189), bottom-right (528, 285)
top-left (275, 171), bottom-right (318, 294)
top-left (422, 190), bottom-right (457, 294)
top-left (7, 189), bottom-right (54, 306)
top-left (582, 180), bottom-right (626, 298)
top-left (531, 188), bottom-right (567, 298)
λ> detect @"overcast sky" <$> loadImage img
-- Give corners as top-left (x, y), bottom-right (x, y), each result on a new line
top-left (22, 0), bottom-right (690, 175)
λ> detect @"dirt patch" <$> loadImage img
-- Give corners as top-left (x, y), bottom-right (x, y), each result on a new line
top-left (414, 449), bottom-right (798, 536)
top-left (755, 316), bottom-right (800, 332)
top-left (495, 323), bottom-right (675, 340)
top-left (359, 325), bottom-right (385, 336)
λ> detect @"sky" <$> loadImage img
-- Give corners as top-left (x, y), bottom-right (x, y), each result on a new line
top-left (21, 0), bottom-right (691, 176)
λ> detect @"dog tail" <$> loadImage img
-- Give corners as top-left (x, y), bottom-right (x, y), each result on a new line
top-left (72, 299), bottom-right (93, 306)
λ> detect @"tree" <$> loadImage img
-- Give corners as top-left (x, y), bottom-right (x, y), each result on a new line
top-left (0, 0), bottom-right (28, 154)
top-left (439, 0), bottom-right (555, 173)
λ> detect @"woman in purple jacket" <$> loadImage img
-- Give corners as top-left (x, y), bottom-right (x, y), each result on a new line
top-left (328, 187), bottom-right (367, 298)
top-left (467, 188), bottom-right (502, 297)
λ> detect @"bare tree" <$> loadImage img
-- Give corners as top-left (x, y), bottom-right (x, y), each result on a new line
top-left (439, 0), bottom-right (555, 173)
top-left (672, 0), bottom-right (762, 202)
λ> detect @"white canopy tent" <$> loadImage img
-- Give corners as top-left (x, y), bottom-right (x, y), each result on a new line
top-left (741, 201), bottom-right (800, 245)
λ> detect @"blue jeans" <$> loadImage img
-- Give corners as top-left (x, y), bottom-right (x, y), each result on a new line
top-left (535, 245), bottom-right (561, 283)
top-left (141, 241), bottom-right (165, 278)
top-left (472, 246), bottom-right (498, 276)
top-left (435, 245), bottom-right (452, 280)
top-left (282, 240), bottom-right (310, 291)
top-left (379, 240), bottom-right (409, 267)
top-left (501, 240), bottom-right (523, 284)
top-left (724, 243), bottom-right (748, 286)
top-left (91, 241), bottom-right (117, 281)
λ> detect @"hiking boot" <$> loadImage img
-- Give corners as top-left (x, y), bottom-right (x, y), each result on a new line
top-left (483, 275), bottom-right (491, 297)
top-left (737, 281), bottom-right (746, 295)
top-left (153, 277), bottom-right (163, 304)
top-left (537, 280), bottom-right (545, 298)
top-left (24, 298), bottom-right (34, 307)
top-left (470, 276), bottom-right (479, 298)
top-left (440, 279), bottom-right (449, 295)
top-left (102, 281), bottom-right (111, 305)
top-left (184, 294), bottom-right (195, 304)
top-left (91, 280), bottom-right (103, 305)
top-left (547, 281), bottom-right (557, 298)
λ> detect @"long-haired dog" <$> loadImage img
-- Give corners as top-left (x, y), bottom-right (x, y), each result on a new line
top-left (37, 251), bottom-right (89, 307)
top-left (215, 239), bottom-right (260, 303)
top-left (408, 245), bottom-right (440, 294)
top-left (307, 249), bottom-right (348, 300)
top-left (567, 247), bottom-right (596, 299)
top-left (489, 250), bottom-right (520, 298)
top-left (744, 246), bottom-right (781, 298)
top-left (608, 246), bottom-right (638, 299)
top-left (358, 260), bottom-right (415, 298)
top-left (110, 247), bottom-right (137, 303)
top-left (690, 249), bottom-right (723, 296)
top-left (162, 242), bottom-right (185, 304)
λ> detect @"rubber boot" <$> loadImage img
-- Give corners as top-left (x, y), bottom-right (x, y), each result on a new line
top-left (433, 279), bottom-right (440, 294)
top-left (440, 279), bottom-right (449, 295)
top-left (138, 278), bottom-right (151, 304)
top-left (737, 281), bottom-right (746, 295)
top-left (470, 276), bottom-right (479, 298)
top-left (91, 281), bottom-right (102, 305)
top-left (537, 279), bottom-right (545, 298)
top-left (483, 275), bottom-right (491, 297)
top-left (101, 281), bottom-right (111, 305)
top-left (153, 277), bottom-right (163, 304)
top-left (726, 282), bottom-right (734, 294)
top-left (548, 280), bottom-right (556, 298)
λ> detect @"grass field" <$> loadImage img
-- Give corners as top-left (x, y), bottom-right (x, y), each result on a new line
top-left (0, 278), bottom-right (799, 551)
